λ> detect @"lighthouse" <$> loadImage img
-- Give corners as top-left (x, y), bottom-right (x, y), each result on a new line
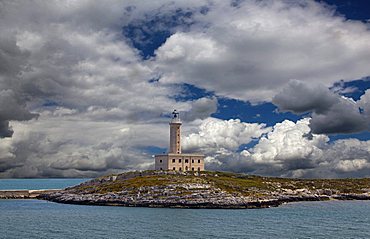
top-left (169, 110), bottom-right (181, 154)
top-left (154, 110), bottom-right (205, 171)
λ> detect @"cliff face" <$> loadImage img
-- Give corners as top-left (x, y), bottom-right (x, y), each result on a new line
top-left (40, 171), bottom-right (370, 209)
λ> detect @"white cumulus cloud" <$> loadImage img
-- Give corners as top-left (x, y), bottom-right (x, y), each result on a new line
top-left (1, 0), bottom-right (370, 178)
top-left (154, 0), bottom-right (370, 103)
top-left (183, 117), bottom-right (270, 154)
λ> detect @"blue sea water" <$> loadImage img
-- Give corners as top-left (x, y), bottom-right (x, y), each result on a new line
top-left (0, 178), bottom-right (90, 190)
top-left (0, 179), bottom-right (370, 239)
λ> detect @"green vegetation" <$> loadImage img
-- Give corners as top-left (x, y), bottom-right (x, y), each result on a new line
top-left (68, 170), bottom-right (370, 197)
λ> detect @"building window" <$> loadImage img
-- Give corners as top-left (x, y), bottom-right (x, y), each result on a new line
top-left (198, 160), bottom-right (201, 163)
top-left (159, 160), bottom-right (162, 163)
top-left (160, 168), bottom-right (163, 170)
top-left (173, 167), bottom-right (176, 170)
top-left (179, 159), bottom-right (182, 163)
top-left (179, 167), bottom-right (182, 171)
top-left (192, 159), bottom-right (194, 163)
top-left (185, 166), bottom-right (188, 171)
top-left (192, 167), bottom-right (194, 171)
top-left (172, 159), bottom-right (175, 163)
top-left (185, 159), bottom-right (188, 163)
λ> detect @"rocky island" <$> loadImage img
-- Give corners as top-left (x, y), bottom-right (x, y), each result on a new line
top-left (39, 170), bottom-right (370, 209)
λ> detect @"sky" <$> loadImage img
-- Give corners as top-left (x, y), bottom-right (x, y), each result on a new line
top-left (1, 0), bottom-right (370, 178)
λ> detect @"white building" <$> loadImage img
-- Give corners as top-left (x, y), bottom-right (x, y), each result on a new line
top-left (154, 110), bottom-right (205, 171)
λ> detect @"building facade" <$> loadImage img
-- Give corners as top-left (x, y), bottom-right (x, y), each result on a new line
top-left (155, 110), bottom-right (205, 171)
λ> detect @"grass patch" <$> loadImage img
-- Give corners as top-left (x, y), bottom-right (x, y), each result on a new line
top-left (69, 170), bottom-right (370, 196)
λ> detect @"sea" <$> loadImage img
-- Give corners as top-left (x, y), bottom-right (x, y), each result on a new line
top-left (0, 179), bottom-right (369, 239)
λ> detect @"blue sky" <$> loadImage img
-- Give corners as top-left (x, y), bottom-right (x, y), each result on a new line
top-left (322, 0), bottom-right (370, 20)
top-left (1, 0), bottom-right (370, 178)
top-left (122, 0), bottom-right (370, 141)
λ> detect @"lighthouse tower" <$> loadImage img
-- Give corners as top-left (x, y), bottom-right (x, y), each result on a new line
top-left (154, 110), bottom-right (205, 171)
top-left (169, 110), bottom-right (181, 154)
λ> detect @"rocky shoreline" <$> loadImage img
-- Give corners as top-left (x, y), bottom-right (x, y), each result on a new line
top-left (38, 170), bottom-right (370, 209)
top-left (40, 192), bottom-right (357, 209)
top-left (0, 189), bottom-right (60, 199)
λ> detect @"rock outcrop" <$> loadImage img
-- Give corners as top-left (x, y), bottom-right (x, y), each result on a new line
top-left (39, 170), bottom-right (370, 209)
top-left (0, 189), bottom-right (60, 199)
